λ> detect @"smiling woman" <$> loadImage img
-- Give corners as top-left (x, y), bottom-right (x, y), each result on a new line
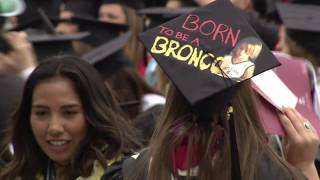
top-left (30, 76), bottom-right (88, 167)
top-left (0, 55), bottom-right (141, 180)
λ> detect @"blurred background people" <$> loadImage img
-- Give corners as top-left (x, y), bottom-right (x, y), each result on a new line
top-left (0, 0), bottom-right (36, 167)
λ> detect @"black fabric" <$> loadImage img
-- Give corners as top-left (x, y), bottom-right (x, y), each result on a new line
top-left (27, 32), bottom-right (89, 61)
top-left (229, 114), bottom-right (241, 180)
top-left (17, 0), bottom-right (60, 25)
top-left (69, 16), bottom-right (128, 47)
top-left (100, 151), bottom-right (148, 180)
top-left (255, 155), bottom-right (307, 180)
top-left (65, 0), bottom-right (102, 18)
top-left (276, 2), bottom-right (320, 32)
top-left (244, 11), bottom-right (279, 49)
top-left (101, 0), bottom-right (144, 10)
top-left (100, 149), bottom-right (306, 180)
top-left (315, 159), bottom-right (320, 176)
top-left (133, 104), bottom-right (164, 145)
top-left (81, 32), bottom-right (133, 78)
top-left (100, 159), bottom-right (124, 180)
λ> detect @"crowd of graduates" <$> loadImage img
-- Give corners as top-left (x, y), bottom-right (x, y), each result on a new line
top-left (0, 0), bottom-right (319, 179)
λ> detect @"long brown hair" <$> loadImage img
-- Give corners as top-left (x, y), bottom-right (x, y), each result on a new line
top-left (122, 5), bottom-right (145, 67)
top-left (0, 55), bottom-right (141, 180)
top-left (144, 81), bottom-right (303, 180)
top-left (105, 66), bottom-right (157, 119)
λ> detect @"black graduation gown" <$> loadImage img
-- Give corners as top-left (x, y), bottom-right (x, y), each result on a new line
top-left (100, 151), bottom-right (307, 180)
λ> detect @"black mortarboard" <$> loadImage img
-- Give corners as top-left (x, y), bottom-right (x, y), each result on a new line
top-left (140, 0), bottom-right (280, 115)
top-left (276, 2), bottom-right (320, 58)
top-left (64, 0), bottom-right (102, 18)
top-left (276, 2), bottom-right (320, 32)
top-left (142, 0), bottom-right (168, 8)
top-left (28, 32), bottom-right (90, 61)
top-left (17, 0), bottom-right (61, 25)
top-left (101, 0), bottom-right (145, 10)
top-left (82, 31), bottom-right (133, 77)
top-left (8, 8), bottom-right (60, 33)
top-left (68, 16), bottom-right (128, 46)
top-left (138, 7), bottom-right (196, 29)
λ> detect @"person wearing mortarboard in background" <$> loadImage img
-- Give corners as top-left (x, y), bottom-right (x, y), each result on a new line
top-left (55, 16), bottom-right (126, 60)
top-left (98, 0), bottom-right (168, 76)
top-left (55, 0), bottom-right (102, 34)
top-left (275, 0), bottom-right (320, 176)
top-left (101, 0), bottom-right (319, 179)
top-left (0, 0), bottom-right (32, 167)
top-left (7, 13), bottom-right (90, 62)
top-left (166, 0), bottom-right (199, 9)
top-left (16, 0), bottom-right (60, 26)
top-left (82, 29), bottom-right (165, 137)
top-left (63, 0), bottom-right (102, 18)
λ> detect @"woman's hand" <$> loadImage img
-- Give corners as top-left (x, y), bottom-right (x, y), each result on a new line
top-left (278, 108), bottom-right (319, 180)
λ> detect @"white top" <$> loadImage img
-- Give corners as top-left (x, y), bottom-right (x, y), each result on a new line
top-left (218, 55), bottom-right (254, 81)
top-left (141, 93), bottom-right (166, 112)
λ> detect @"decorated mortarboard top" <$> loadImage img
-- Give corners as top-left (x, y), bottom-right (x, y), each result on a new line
top-left (140, 0), bottom-right (280, 112)
top-left (276, 2), bottom-right (320, 32)
top-left (82, 31), bottom-right (133, 77)
top-left (67, 16), bottom-right (128, 46)
top-left (0, 0), bottom-right (25, 17)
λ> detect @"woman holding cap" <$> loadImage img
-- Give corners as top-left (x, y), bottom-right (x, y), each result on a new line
top-left (0, 55), bottom-right (141, 180)
top-left (101, 82), bottom-right (319, 180)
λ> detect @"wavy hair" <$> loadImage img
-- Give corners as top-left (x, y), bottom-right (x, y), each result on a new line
top-left (143, 81), bottom-right (304, 180)
top-left (0, 55), bottom-right (141, 180)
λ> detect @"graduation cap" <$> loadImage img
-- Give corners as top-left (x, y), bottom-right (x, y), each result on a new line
top-left (139, 0), bottom-right (280, 115)
top-left (9, 9), bottom-right (90, 61)
top-left (276, 2), bottom-right (320, 32)
top-left (138, 7), bottom-right (196, 29)
top-left (0, 0), bottom-right (25, 17)
top-left (28, 32), bottom-right (90, 61)
top-left (101, 0), bottom-right (145, 10)
top-left (276, 2), bottom-right (320, 58)
top-left (82, 31), bottom-right (133, 77)
top-left (8, 13), bottom-right (60, 33)
top-left (17, 0), bottom-right (60, 25)
top-left (68, 16), bottom-right (128, 46)
top-left (142, 0), bottom-right (168, 8)
top-left (64, 0), bottom-right (102, 18)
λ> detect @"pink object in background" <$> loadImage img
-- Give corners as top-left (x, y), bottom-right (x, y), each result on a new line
top-left (252, 52), bottom-right (320, 135)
